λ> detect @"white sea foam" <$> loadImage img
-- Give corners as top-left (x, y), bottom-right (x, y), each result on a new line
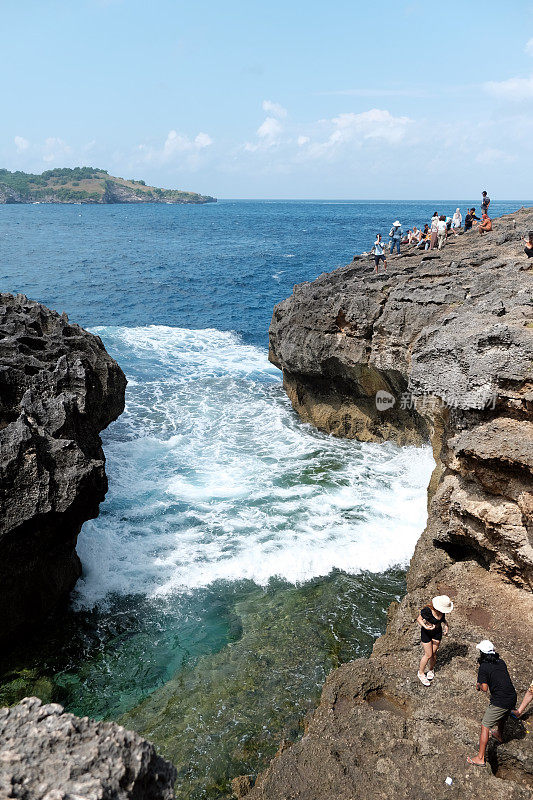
top-left (75, 326), bottom-right (433, 608)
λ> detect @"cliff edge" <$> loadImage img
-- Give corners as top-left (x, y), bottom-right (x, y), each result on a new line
top-left (244, 209), bottom-right (533, 798)
top-left (0, 294), bottom-right (126, 643)
top-left (0, 697), bottom-right (176, 799)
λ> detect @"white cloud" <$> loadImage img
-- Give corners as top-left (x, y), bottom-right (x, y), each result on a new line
top-left (484, 74), bottom-right (533, 100)
top-left (14, 136), bottom-right (29, 152)
top-left (244, 123), bottom-right (281, 152)
top-left (163, 129), bottom-right (212, 157)
top-left (257, 117), bottom-right (283, 140)
top-left (194, 132), bottom-right (213, 148)
top-left (43, 137), bottom-right (72, 162)
top-left (332, 109), bottom-right (411, 143)
top-left (136, 129), bottom-right (213, 167)
top-left (262, 100), bottom-right (287, 118)
top-left (244, 106), bottom-right (412, 161)
top-left (475, 147), bottom-right (516, 165)
top-left (302, 109), bottom-right (412, 160)
top-left (525, 37), bottom-right (533, 56)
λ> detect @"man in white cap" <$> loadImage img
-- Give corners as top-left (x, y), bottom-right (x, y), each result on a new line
top-left (467, 640), bottom-right (517, 766)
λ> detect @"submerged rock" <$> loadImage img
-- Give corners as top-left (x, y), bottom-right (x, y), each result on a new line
top-left (0, 294), bottom-right (126, 643)
top-left (0, 697), bottom-right (177, 799)
top-left (247, 209), bottom-right (533, 798)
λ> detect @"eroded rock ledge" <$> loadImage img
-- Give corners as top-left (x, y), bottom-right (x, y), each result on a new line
top-left (245, 209), bottom-right (533, 798)
top-left (0, 697), bottom-right (177, 799)
top-left (0, 294), bottom-right (126, 643)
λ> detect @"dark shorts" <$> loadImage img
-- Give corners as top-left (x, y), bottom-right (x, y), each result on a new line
top-left (421, 628), bottom-right (442, 644)
top-left (482, 704), bottom-right (510, 728)
top-left (374, 254), bottom-right (386, 266)
top-left (525, 246), bottom-right (533, 259)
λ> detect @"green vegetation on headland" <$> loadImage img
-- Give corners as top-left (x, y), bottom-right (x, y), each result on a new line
top-left (0, 167), bottom-right (216, 204)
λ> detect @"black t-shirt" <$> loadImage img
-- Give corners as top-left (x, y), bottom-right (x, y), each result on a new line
top-left (465, 213), bottom-right (473, 229)
top-left (477, 658), bottom-right (517, 709)
top-left (421, 606), bottom-right (445, 630)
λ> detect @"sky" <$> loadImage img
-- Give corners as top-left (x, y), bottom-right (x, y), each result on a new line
top-left (2, 0), bottom-right (533, 199)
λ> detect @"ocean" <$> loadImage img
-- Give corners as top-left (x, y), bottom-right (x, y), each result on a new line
top-left (0, 199), bottom-right (525, 798)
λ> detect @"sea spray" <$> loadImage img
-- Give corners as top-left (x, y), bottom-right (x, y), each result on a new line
top-left (76, 326), bottom-right (433, 602)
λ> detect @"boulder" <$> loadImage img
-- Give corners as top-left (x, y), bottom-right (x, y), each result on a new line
top-left (0, 697), bottom-right (177, 799)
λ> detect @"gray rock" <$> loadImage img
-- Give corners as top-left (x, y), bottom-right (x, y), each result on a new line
top-left (0, 294), bottom-right (126, 642)
top-left (0, 697), bottom-right (177, 799)
top-left (247, 209), bottom-right (533, 799)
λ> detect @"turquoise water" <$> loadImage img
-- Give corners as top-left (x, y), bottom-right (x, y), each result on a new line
top-left (1, 199), bottom-right (525, 796)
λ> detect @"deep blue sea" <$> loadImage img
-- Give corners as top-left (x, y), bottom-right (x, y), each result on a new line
top-left (0, 199), bottom-right (527, 798)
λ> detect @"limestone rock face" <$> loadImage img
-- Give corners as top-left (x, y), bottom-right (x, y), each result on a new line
top-left (0, 697), bottom-right (177, 799)
top-left (248, 209), bottom-right (533, 798)
top-left (0, 294), bottom-right (126, 642)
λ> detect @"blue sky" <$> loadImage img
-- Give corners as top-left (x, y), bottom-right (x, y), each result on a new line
top-left (2, 0), bottom-right (533, 198)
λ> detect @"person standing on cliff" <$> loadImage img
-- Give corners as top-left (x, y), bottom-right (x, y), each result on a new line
top-left (429, 212), bottom-right (439, 250)
top-left (389, 221), bottom-right (403, 254)
top-left (481, 191), bottom-right (491, 215)
top-left (372, 233), bottom-right (387, 273)
top-left (417, 595), bottom-right (453, 686)
top-left (437, 215), bottom-right (447, 249)
top-left (467, 640), bottom-right (517, 766)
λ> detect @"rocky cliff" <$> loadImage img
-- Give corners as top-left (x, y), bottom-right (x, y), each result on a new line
top-left (244, 209), bottom-right (533, 798)
top-left (0, 294), bottom-right (126, 643)
top-left (0, 697), bottom-right (177, 799)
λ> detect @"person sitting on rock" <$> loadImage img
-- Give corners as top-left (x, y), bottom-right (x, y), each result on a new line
top-left (417, 595), bottom-right (453, 686)
top-left (467, 640), bottom-right (517, 767)
top-left (451, 208), bottom-right (462, 236)
top-left (511, 677), bottom-right (533, 719)
top-left (417, 224), bottom-right (430, 249)
top-left (478, 212), bottom-right (493, 234)
top-left (523, 231), bottom-right (533, 259)
top-left (464, 208), bottom-right (480, 231)
top-left (410, 226), bottom-right (420, 244)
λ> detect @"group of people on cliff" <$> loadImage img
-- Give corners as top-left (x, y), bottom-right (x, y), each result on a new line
top-left (370, 191), bottom-right (493, 273)
top-left (416, 595), bottom-right (532, 767)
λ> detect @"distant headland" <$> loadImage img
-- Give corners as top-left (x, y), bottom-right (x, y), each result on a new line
top-left (0, 167), bottom-right (216, 204)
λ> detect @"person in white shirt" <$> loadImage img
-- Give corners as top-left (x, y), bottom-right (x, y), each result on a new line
top-left (437, 215), bottom-right (447, 249)
top-left (451, 208), bottom-right (462, 236)
top-left (372, 234), bottom-right (387, 273)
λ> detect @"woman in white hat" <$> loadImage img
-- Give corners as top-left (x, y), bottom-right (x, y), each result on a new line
top-left (416, 595), bottom-right (454, 686)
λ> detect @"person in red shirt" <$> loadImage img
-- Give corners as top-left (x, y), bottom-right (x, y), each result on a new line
top-left (478, 212), bottom-right (492, 234)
